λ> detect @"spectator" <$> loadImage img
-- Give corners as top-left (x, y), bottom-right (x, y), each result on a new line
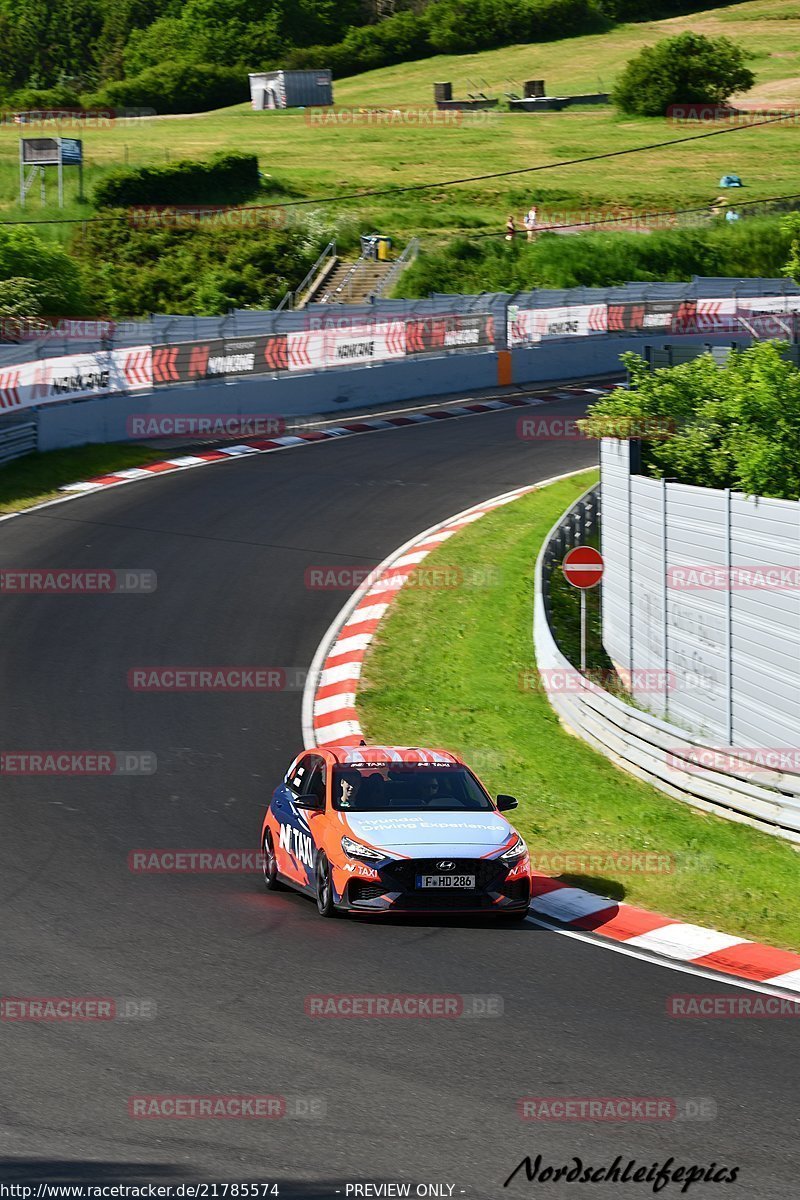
top-left (524, 204), bottom-right (538, 241)
top-left (505, 214), bottom-right (517, 241)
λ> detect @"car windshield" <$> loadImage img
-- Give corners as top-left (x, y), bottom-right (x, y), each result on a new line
top-left (331, 764), bottom-right (493, 812)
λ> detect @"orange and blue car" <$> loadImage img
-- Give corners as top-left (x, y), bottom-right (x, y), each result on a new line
top-left (260, 745), bottom-right (531, 918)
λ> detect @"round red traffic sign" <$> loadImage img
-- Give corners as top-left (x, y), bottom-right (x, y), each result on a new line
top-left (562, 545), bottom-right (604, 589)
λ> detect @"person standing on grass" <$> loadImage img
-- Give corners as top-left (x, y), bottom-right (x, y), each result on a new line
top-left (505, 214), bottom-right (517, 241)
top-left (524, 204), bottom-right (538, 241)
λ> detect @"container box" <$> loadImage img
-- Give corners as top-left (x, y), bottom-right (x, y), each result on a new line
top-left (249, 70), bottom-right (334, 110)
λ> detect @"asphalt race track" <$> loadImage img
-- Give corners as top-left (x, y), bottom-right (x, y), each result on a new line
top-left (1, 396), bottom-right (797, 1198)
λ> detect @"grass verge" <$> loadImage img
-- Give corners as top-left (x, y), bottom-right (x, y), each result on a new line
top-left (0, 444), bottom-right (163, 514)
top-left (358, 469), bottom-right (800, 950)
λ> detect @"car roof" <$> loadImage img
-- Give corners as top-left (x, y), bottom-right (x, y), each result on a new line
top-left (321, 745), bottom-right (464, 766)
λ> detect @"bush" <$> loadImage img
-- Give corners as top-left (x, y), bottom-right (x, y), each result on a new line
top-left (86, 61), bottom-right (246, 115)
top-left (284, 10), bottom-right (431, 76)
top-left (393, 218), bottom-right (792, 297)
top-left (285, 0), bottom-right (603, 76)
top-left (92, 151), bottom-right (260, 207)
top-left (0, 227), bottom-right (87, 315)
top-left (611, 32), bottom-right (754, 117)
top-left (580, 345), bottom-right (800, 500)
top-left (9, 84), bottom-right (83, 110)
top-left (426, 0), bottom-right (605, 55)
top-left (71, 215), bottom-right (319, 316)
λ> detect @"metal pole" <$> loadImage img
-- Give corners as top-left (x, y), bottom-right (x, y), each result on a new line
top-left (662, 476), bottom-right (669, 719)
top-left (580, 590), bottom-right (587, 673)
top-left (58, 149), bottom-right (63, 209)
top-left (725, 487), bottom-right (733, 743)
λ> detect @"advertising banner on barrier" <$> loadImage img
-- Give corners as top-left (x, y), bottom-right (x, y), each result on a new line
top-left (690, 298), bottom-right (738, 332)
top-left (151, 337), bottom-right (289, 384)
top-left (324, 319), bottom-right (406, 367)
top-left (285, 320), bottom-right (406, 372)
top-left (507, 305), bottom-right (606, 346)
top-left (406, 312), bottom-right (494, 354)
top-left (0, 345), bottom-right (153, 412)
top-left (607, 301), bottom-right (698, 335)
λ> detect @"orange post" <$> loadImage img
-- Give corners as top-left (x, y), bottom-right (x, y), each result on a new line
top-left (497, 349), bottom-right (512, 386)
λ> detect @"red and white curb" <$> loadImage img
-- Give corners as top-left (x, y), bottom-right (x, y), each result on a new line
top-left (55, 388), bottom-right (603, 495)
top-left (301, 475), bottom-right (800, 997)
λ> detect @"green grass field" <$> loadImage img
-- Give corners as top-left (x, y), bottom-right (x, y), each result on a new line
top-left (0, 444), bottom-right (161, 514)
top-left (357, 471), bottom-right (800, 950)
top-left (3, 0), bottom-right (800, 244)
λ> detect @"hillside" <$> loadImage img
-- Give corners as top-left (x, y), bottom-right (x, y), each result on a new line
top-left (332, 0), bottom-right (800, 106)
top-left (1, 0), bottom-right (799, 241)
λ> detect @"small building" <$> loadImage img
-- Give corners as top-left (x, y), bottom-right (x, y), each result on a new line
top-left (249, 70), bottom-right (333, 110)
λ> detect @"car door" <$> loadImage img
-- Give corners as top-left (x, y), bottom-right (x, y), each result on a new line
top-left (275, 753), bottom-right (326, 889)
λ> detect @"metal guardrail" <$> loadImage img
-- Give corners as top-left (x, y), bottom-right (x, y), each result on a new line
top-left (533, 486), bottom-right (800, 844)
top-left (0, 420), bottom-right (37, 464)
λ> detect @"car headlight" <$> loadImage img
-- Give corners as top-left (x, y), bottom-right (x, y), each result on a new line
top-left (500, 836), bottom-right (527, 862)
top-left (341, 835), bottom-right (386, 862)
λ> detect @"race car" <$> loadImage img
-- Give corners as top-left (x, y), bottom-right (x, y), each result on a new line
top-left (260, 745), bottom-right (531, 918)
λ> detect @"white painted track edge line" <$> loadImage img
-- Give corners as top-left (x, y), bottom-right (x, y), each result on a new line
top-left (525, 912), bottom-right (800, 1001)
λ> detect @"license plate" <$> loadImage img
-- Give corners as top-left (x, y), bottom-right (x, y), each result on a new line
top-left (416, 874), bottom-right (476, 889)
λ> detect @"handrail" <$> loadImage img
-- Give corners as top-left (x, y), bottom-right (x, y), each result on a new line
top-left (279, 240), bottom-right (337, 310)
top-left (367, 237), bottom-right (419, 301)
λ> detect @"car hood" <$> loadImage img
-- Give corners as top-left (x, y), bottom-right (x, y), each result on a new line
top-left (341, 811), bottom-right (514, 858)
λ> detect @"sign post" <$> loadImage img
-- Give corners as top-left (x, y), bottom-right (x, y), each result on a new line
top-left (562, 546), bottom-right (604, 673)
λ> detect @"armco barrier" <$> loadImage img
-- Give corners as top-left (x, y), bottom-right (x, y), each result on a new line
top-left (0, 418), bottom-right (37, 464)
top-left (533, 487), bottom-right (800, 844)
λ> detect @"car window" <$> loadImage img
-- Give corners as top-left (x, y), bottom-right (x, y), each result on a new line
top-left (288, 754), bottom-right (314, 793)
top-left (305, 759), bottom-right (327, 804)
top-left (331, 765), bottom-right (492, 811)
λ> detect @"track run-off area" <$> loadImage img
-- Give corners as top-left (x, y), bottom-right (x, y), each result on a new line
top-left (1, 391), bottom-right (797, 1197)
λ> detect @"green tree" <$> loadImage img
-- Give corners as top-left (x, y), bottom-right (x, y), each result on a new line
top-left (579, 344), bottom-right (800, 500)
top-left (611, 32), bottom-right (754, 117)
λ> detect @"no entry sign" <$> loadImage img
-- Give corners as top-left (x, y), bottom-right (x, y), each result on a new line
top-left (562, 546), bottom-right (604, 590)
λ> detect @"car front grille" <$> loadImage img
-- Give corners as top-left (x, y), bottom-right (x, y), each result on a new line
top-left (383, 857), bottom-right (502, 892)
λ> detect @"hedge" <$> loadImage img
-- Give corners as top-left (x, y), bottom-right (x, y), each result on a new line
top-left (86, 62), bottom-right (246, 116)
top-left (92, 151), bottom-right (260, 208)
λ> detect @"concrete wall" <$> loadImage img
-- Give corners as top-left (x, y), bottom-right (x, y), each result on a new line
top-left (36, 333), bottom-right (740, 452)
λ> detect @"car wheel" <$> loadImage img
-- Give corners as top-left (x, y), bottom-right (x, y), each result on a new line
top-left (315, 854), bottom-right (336, 918)
top-left (262, 831), bottom-right (283, 891)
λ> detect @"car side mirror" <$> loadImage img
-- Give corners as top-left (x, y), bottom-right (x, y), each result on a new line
top-left (295, 793), bottom-right (325, 812)
top-left (496, 794), bottom-right (518, 811)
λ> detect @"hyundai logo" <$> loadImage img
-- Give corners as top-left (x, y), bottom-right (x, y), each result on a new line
top-left (436, 860), bottom-right (457, 871)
